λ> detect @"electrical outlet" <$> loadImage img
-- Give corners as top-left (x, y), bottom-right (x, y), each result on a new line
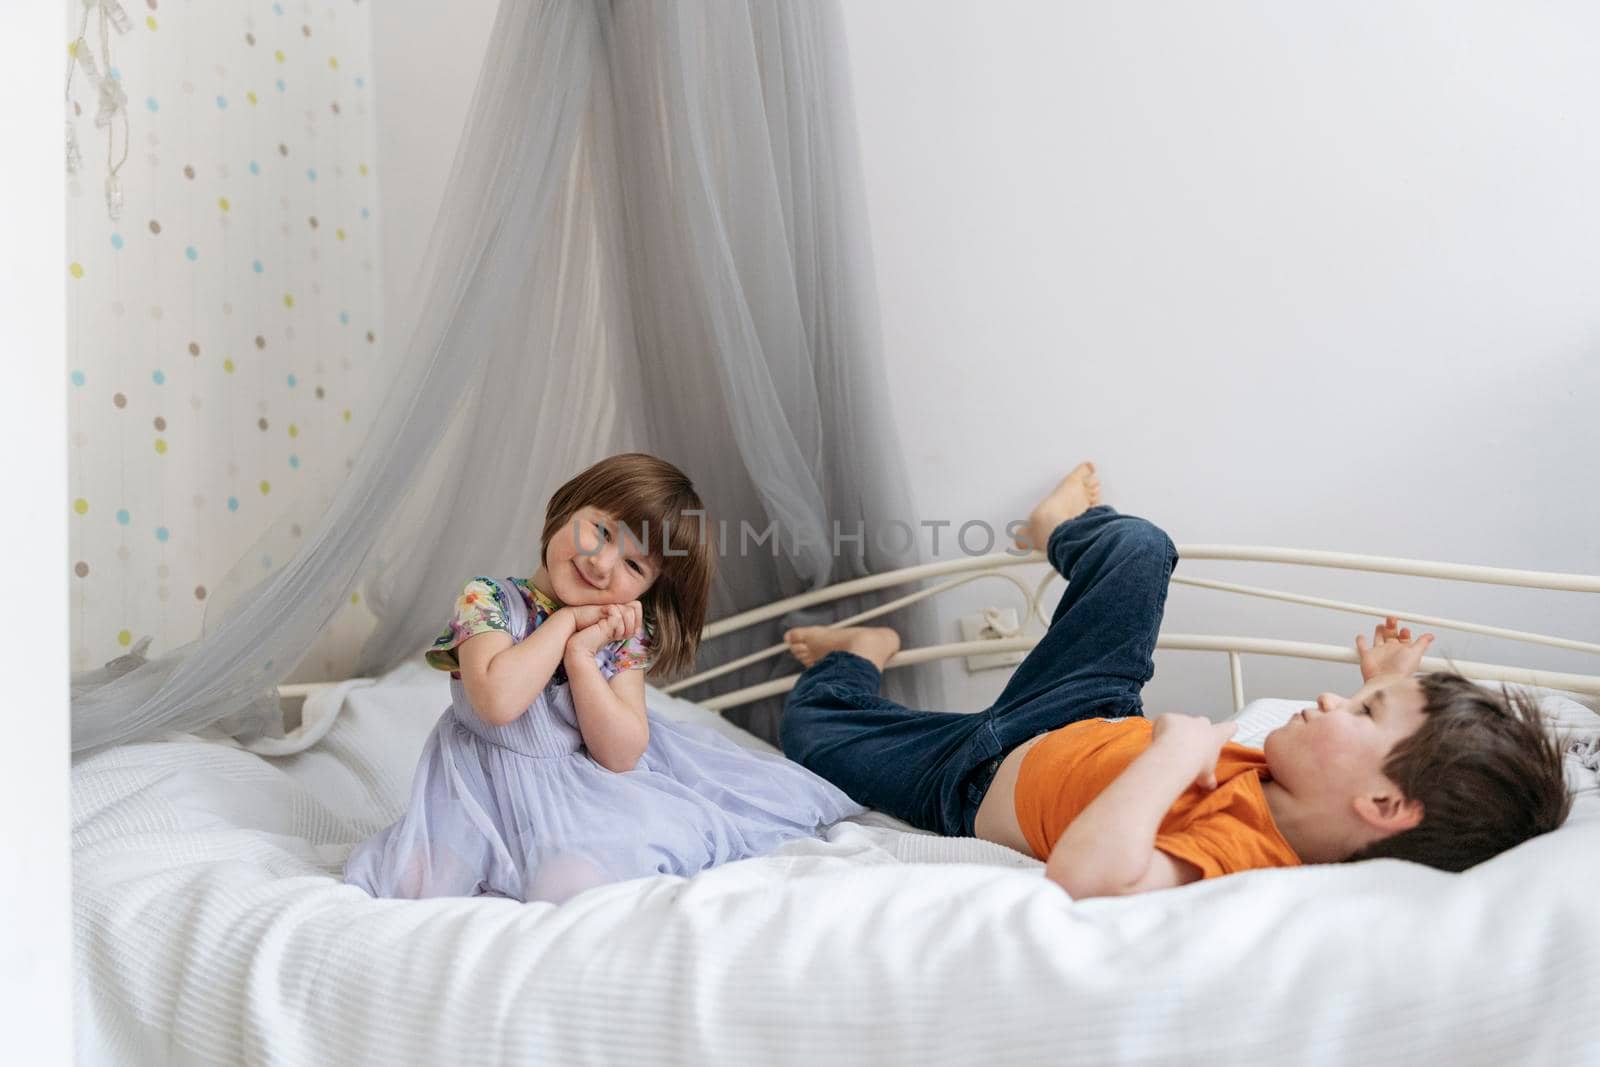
top-left (958, 608), bottom-right (1027, 673)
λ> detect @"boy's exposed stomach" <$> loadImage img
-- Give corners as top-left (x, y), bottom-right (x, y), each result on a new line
top-left (972, 733), bottom-right (1050, 858)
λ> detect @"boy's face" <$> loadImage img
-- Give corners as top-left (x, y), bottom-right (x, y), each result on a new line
top-left (1261, 674), bottom-right (1429, 818)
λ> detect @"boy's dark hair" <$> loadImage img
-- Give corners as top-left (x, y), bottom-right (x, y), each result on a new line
top-left (1346, 672), bottom-right (1572, 871)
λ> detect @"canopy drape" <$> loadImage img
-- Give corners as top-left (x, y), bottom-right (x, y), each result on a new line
top-left (72, 0), bottom-right (943, 752)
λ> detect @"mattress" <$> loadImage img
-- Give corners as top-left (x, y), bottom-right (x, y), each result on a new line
top-left (72, 660), bottom-right (1600, 1065)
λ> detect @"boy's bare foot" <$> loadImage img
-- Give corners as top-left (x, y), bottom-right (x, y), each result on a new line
top-left (1014, 462), bottom-right (1102, 551)
top-left (783, 625), bottom-right (902, 670)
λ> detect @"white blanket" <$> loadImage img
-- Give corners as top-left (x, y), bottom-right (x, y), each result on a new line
top-left (72, 662), bottom-right (1600, 1065)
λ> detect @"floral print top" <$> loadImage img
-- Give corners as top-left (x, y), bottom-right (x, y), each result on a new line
top-left (425, 576), bottom-right (657, 682)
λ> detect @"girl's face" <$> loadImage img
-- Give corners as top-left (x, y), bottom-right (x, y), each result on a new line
top-left (542, 506), bottom-right (659, 606)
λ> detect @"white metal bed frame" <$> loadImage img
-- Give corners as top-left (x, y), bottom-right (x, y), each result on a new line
top-left (658, 544), bottom-right (1600, 713)
top-left (280, 545), bottom-right (1600, 713)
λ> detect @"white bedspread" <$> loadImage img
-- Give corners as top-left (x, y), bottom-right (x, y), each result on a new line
top-left (72, 662), bottom-right (1600, 1065)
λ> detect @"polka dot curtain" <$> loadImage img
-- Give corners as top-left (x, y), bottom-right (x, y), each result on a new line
top-left (66, 0), bottom-right (382, 675)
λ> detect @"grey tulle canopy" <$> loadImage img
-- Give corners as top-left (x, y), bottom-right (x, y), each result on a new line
top-left (71, 0), bottom-right (944, 753)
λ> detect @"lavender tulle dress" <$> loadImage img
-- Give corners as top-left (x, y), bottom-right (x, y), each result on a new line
top-left (344, 576), bottom-right (865, 903)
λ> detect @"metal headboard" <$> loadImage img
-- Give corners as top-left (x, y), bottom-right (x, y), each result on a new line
top-left (659, 546), bottom-right (1600, 713)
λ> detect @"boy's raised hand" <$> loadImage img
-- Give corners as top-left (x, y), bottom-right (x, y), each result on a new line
top-left (1355, 616), bottom-right (1436, 681)
top-left (1150, 713), bottom-right (1238, 791)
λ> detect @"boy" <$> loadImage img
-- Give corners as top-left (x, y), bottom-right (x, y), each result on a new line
top-left (779, 463), bottom-right (1571, 898)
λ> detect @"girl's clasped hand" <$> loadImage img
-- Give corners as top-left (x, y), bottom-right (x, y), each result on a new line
top-left (564, 600), bottom-right (645, 656)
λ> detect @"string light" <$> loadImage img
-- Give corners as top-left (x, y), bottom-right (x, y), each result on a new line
top-left (65, 0), bottom-right (133, 221)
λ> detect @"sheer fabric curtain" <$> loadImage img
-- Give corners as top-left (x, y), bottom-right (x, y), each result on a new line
top-left (72, 0), bottom-right (942, 753)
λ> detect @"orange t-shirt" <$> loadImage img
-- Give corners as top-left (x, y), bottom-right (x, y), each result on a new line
top-left (1013, 717), bottom-right (1300, 879)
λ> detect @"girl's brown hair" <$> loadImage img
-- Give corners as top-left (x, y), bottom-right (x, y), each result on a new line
top-left (539, 452), bottom-right (714, 679)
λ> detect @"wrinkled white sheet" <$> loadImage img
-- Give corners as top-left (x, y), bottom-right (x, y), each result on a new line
top-left (73, 662), bottom-right (1600, 1065)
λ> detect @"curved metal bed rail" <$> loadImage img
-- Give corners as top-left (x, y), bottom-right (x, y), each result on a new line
top-left (667, 545), bottom-right (1600, 712)
top-left (1175, 546), bottom-right (1600, 592)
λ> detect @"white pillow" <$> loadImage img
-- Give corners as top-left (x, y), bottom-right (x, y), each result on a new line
top-left (1231, 684), bottom-right (1600, 827)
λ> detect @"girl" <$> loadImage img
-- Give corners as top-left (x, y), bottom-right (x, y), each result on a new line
top-left (345, 452), bottom-right (864, 903)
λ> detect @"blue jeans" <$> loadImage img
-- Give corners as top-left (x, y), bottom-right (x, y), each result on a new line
top-left (779, 506), bottom-right (1177, 837)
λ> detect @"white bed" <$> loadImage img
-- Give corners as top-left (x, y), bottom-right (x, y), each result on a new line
top-left (73, 546), bottom-right (1600, 1065)
top-left (72, 666), bottom-right (1600, 1065)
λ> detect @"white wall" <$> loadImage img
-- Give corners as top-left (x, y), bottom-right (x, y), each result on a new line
top-left (375, 1), bottom-right (1600, 718)
top-left (7, 5), bottom-right (69, 1056)
top-left (839, 0), bottom-right (1600, 714)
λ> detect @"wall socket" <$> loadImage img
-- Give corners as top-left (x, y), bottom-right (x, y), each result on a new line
top-left (957, 608), bottom-right (1027, 673)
